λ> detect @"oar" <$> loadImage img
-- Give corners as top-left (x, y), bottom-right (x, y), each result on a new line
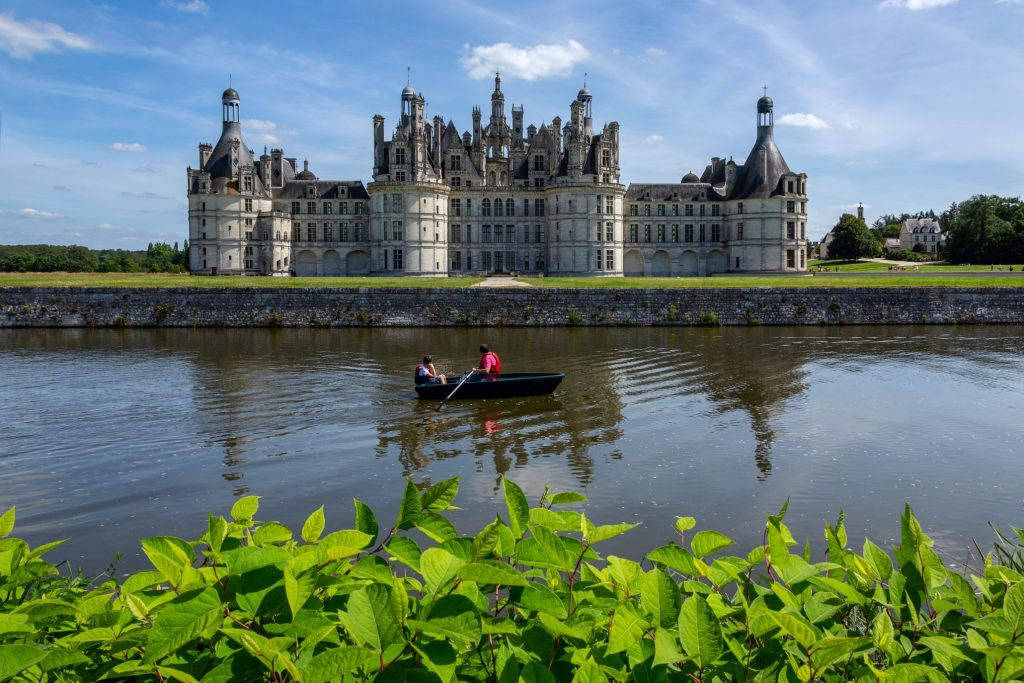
top-left (436, 368), bottom-right (475, 411)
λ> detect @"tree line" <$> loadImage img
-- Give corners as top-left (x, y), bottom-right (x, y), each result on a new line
top-left (826, 195), bottom-right (1024, 263)
top-left (0, 242), bottom-right (188, 273)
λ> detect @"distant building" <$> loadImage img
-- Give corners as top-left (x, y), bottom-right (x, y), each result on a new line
top-left (899, 217), bottom-right (943, 256)
top-left (187, 79), bottom-right (808, 276)
top-left (883, 238), bottom-right (901, 251)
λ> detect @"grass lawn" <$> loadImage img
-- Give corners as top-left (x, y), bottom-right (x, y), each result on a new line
top-left (809, 259), bottom-right (1024, 273)
top-left (527, 275), bottom-right (1024, 288)
top-left (0, 272), bottom-right (485, 288)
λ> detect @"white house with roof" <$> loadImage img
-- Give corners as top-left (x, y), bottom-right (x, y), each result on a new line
top-left (899, 217), bottom-right (943, 256)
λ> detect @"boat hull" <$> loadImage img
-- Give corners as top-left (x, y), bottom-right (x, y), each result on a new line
top-left (414, 372), bottom-right (565, 400)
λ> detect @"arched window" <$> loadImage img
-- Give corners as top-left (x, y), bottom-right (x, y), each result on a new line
top-left (500, 171), bottom-right (507, 185)
top-left (481, 198), bottom-right (491, 216)
top-left (488, 171), bottom-right (496, 186)
top-left (506, 198), bottom-right (515, 216)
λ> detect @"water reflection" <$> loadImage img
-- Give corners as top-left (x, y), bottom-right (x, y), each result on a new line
top-left (2, 326), bottom-right (1024, 575)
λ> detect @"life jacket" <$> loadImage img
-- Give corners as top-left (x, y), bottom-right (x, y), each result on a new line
top-left (414, 364), bottom-right (429, 385)
top-left (481, 352), bottom-right (501, 375)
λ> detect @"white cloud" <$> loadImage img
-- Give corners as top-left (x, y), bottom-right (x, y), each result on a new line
top-left (246, 118), bottom-right (280, 144)
top-left (460, 39), bottom-right (589, 81)
top-left (98, 223), bottom-right (116, 230)
top-left (1, 207), bottom-right (62, 219)
top-left (160, 0), bottom-right (209, 14)
top-left (777, 112), bottom-right (831, 130)
top-left (643, 134), bottom-right (665, 144)
top-left (645, 47), bottom-right (667, 57)
top-left (110, 142), bottom-right (149, 153)
top-left (0, 13), bottom-right (92, 59)
top-left (880, 0), bottom-right (957, 9)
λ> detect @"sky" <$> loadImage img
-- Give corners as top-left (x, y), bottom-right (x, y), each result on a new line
top-left (0, 0), bottom-right (1022, 248)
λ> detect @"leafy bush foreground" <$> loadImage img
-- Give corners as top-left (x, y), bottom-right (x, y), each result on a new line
top-left (1, 477), bottom-right (1023, 682)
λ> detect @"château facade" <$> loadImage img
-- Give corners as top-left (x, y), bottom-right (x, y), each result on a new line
top-left (187, 77), bottom-right (808, 277)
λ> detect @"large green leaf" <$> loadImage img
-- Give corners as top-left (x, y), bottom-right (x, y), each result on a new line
top-left (1004, 581), bottom-right (1024, 637)
top-left (809, 636), bottom-right (871, 670)
top-left (677, 595), bottom-right (723, 669)
top-left (408, 594), bottom-right (481, 644)
top-left (571, 658), bottom-right (605, 683)
top-left (880, 663), bottom-right (938, 682)
top-left (0, 507), bottom-right (14, 538)
top-left (412, 640), bottom-right (458, 683)
top-left (140, 536), bottom-right (196, 589)
top-left (582, 513), bottom-right (639, 544)
top-left (547, 491), bottom-right (587, 506)
top-left (395, 479), bottom-right (422, 531)
top-left (317, 529), bottom-right (373, 562)
top-left (511, 584), bottom-right (567, 618)
top-left (385, 535), bottom-right (422, 571)
top-left (863, 538), bottom-right (893, 581)
top-left (145, 586), bottom-right (223, 663)
top-left (641, 568), bottom-right (681, 628)
top-left (608, 602), bottom-right (648, 654)
top-left (458, 560), bottom-right (529, 587)
top-left (690, 530), bottom-right (733, 559)
top-left (526, 525), bottom-right (576, 572)
top-left (252, 521), bottom-right (292, 546)
top-left (341, 584), bottom-right (402, 651)
top-left (421, 476), bottom-right (460, 512)
top-left (766, 610), bottom-right (820, 650)
top-left (415, 510), bottom-right (460, 543)
top-left (520, 661), bottom-right (557, 683)
top-left (502, 477), bottom-right (530, 538)
top-left (284, 561), bottom-right (317, 618)
top-left (206, 514), bottom-right (227, 554)
top-left (421, 547), bottom-right (465, 595)
top-left (230, 496), bottom-right (260, 523)
top-left (302, 646), bottom-right (373, 683)
top-left (301, 506), bottom-right (325, 543)
top-left (647, 544), bottom-right (698, 576)
top-left (354, 499), bottom-right (379, 546)
top-left (0, 644), bottom-right (47, 680)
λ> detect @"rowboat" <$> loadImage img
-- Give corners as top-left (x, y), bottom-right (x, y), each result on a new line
top-left (414, 372), bottom-right (565, 400)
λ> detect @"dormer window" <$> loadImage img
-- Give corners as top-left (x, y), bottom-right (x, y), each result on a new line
top-left (395, 148), bottom-right (406, 165)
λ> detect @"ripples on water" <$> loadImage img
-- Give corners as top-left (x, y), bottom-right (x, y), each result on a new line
top-left (1, 327), bottom-right (1023, 574)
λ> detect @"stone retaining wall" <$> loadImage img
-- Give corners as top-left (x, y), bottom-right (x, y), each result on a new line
top-left (1, 287), bottom-right (1023, 327)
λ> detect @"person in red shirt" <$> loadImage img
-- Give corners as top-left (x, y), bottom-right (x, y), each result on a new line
top-left (472, 344), bottom-right (501, 380)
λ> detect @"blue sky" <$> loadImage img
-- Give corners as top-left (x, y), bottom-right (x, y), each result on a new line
top-left (1, 0), bottom-right (1022, 248)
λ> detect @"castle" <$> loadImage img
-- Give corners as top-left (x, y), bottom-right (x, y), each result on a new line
top-left (187, 76), bottom-right (808, 277)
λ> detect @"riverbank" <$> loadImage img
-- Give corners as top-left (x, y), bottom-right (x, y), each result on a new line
top-left (2, 285), bottom-right (1023, 326)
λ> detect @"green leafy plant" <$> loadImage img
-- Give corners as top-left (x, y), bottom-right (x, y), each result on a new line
top-left (1, 481), bottom-right (1023, 681)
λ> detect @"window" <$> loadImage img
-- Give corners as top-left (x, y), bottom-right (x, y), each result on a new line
top-left (736, 257), bottom-right (740, 269)
top-left (245, 259), bottom-right (253, 269)
top-left (685, 224), bottom-right (694, 242)
top-left (523, 225), bottom-right (531, 243)
top-left (787, 249), bottom-right (795, 268)
top-left (601, 149), bottom-right (611, 167)
top-left (355, 202), bottom-right (364, 215)
top-left (738, 202), bottom-right (744, 214)
top-left (606, 250), bottom-right (614, 271)
top-left (307, 201), bottom-right (316, 214)
top-left (644, 225), bottom-right (652, 242)
top-left (390, 194), bottom-right (401, 213)
top-left (800, 250), bottom-right (805, 268)
top-left (354, 223), bottom-right (365, 240)
top-left (482, 198), bottom-right (492, 216)
top-left (395, 148), bottom-right (406, 164)
top-left (535, 199), bottom-right (545, 216)
top-left (292, 227), bottom-right (300, 240)
top-left (787, 201), bottom-right (795, 213)
top-left (522, 198), bottom-right (530, 217)
top-left (711, 224), bottom-right (721, 242)
top-left (657, 224), bottom-right (666, 242)
top-left (737, 223), bottom-right (744, 240)
top-left (643, 204), bottom-right (651, 216)
top-left (339, 223), bottom-right (349, 241)
top-left (494, 225), bottom-right (503, 243)
top-left (606, 196), bottom-right (614, 214)
top-left (605, 222), bottom-right (613, 241)
top-left (596, 249), bottom-right (603, 270)
top-left (451, 224), bottom-right (462, 242)
top-left (451, 198), bottom-right (461, 216)
top-left (482, 251), bottom-right (492, 270)
top-left (535, 225), bottom-right (544, 243)
top-left (245, 231), bottom-right (253, 240)
top-left (243, 177), bottom-right (253, 192)
top-left (393, 249), bottom-right (404, 270)
top-left (699, 224), bottom-right (706, 242)
top-left (787, 180), bottom-right (794, 193)
top-left (629, 224), bottom-right (639, 241)
top-left (787, 221), bottom-right (795, 239)
top-left (534, 178), bottom-right (544, 188)
top-left (699, 204), bottom-right (706, 217)
top-left (244, 198), bottom-right (252, 211)
top-left (482, 225), bottom-right (492, 243)
top-left (657, 204), bottom-right (666, 216)
top-left (671, 225), bottom-right (679, 242)
top-left (451, 154), bottom-right (462, 171)
top-left (395, 171), bottom-right (406, 181)
top-left (535, 250), bottom-right (545, 271)
top-left (466, 226), bottom-right (472, 242)
top-left (324, 224), bottom-right (334, 241)
top-left (392, 221), bottom-right (403, 241)
top-left (291, 201), bottom-right (300, 214)
top-left (629, 204), bottom-right (638, 216)
top-left (711, 205), bottom-right (720, 217)
top-left (340, 202), bottom-right (348, 214)
top-left (201, 202), bottom-right (206, 212)
top-left (533, 155), bottom-right (544, 171)
top-left (494, 199), bottom-right (503, 217)
top-left (307, 224), bottom-right (317, 241)
top-left (685, 204), bottom-right (694, 216)
top-left (506, 198), bottom-right (515, 216)
top-left (324, 201), bottom-right (333, 215)
top-left (451, 250), bottom-right (462, 270)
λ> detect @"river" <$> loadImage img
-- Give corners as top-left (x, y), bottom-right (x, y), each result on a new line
top-left (1, 326), bottom-right (1022, 575)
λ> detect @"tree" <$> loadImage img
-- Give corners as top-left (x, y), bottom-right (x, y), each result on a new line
top-left (942, 195), bottom-right (1024, 264)
top-left (828, 213), bottom-right (881, 260)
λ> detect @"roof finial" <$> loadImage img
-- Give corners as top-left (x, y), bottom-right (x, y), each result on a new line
top-left (229, 73), bottom-right (232, 88)
top-left (406, 66), bottom-right (410, 86)
top-left (584, 72), bottom-right (588, 88)
top-left (762, 84), bottom-right (768, 97)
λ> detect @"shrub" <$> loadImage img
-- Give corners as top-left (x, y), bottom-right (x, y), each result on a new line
top-left (1, 480), bottom-right (1023, 681)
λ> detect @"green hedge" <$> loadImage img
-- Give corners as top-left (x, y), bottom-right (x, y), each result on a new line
top-left (1, 478), bottom-right (1023, 681)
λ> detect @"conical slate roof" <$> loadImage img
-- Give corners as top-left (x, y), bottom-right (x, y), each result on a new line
top-left (202, 120), bottom-right (254, 180)
top-left (730, 126), bottom-right (791, 200)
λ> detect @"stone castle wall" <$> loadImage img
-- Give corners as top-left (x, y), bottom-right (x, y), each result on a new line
top-left (1, 287), bottom-right (1022, 327)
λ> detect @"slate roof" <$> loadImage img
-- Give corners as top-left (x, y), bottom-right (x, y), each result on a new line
top-left (202, 121), bottom-right (253, 180)
top-left (274, 180), bottom-right (369, 200)
top-left (624, 183), bottom-right (724, 202)
top-left (730, 127), bottom-right (791, 200)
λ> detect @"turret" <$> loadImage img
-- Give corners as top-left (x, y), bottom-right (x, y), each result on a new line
top-left (512, 105), bottom-right (524, 142)
top-left (472, 106), bottom-right (482, 148)
top-left (551, 116), bottom-right (562, 154)
top-left (401, 83), bottom-right (415, 128)
top-left (577, 84), bottom-right (593, 137)
top-left (373, 114), bottom-right (385, 173)
top-left (490, 72), bottom-right (505, 122)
